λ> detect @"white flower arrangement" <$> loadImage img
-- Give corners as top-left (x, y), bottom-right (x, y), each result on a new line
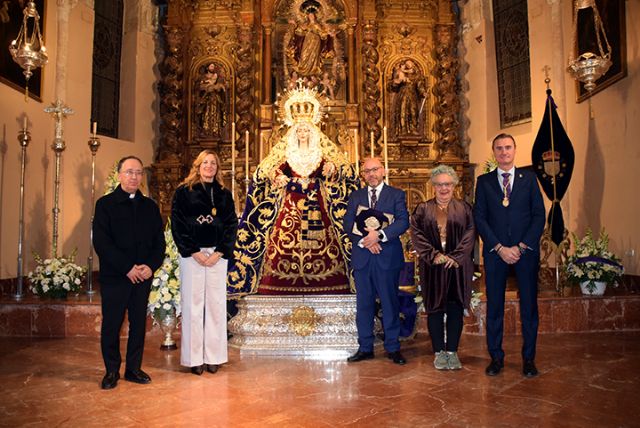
top-left (28, 251), bottom-right (86, 298)
top-left (564, 228), bottom-right (624, 293)
top-left (148, 220), bottom-right (181, 322)
top-left (483, 156), bottom-right (498, 174)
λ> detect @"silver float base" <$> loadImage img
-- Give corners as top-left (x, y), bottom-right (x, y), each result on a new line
top-left (228, 295), bottom-right (361, 359)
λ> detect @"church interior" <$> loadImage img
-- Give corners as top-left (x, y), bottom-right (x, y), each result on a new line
top-left (0, 0), bottom-right (638, 425)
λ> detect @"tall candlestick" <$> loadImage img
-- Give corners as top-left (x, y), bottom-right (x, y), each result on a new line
top-left (245, 130), bottom-right (249, 181)
top-left (354, 128), bottom-right (359, 176)
top-left (383, 126), bottom-right (389, 184)
top-left (92, 121), bottom-right (97, 137)
top-left (231, 122), bottom-right (236, 201)
top-left (370, 131), bottom-right (374, 158)
top-left (14, 120), bottom-right (31, 300)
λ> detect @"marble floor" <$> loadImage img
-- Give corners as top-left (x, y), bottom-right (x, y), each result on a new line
top-left (1, 332), bottom-right (638, 427)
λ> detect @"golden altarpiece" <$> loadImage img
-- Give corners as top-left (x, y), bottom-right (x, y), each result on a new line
top-left (150, 0), bottom-right (470, 356)
top-left (151, 0), bottom-right (470, 217)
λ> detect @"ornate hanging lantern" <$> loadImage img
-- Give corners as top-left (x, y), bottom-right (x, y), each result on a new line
top-left (8, 1), bottom-right (48, 100)
top-left (567, 0), bottom-right (612, 93)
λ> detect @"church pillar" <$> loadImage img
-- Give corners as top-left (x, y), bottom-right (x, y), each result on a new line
top-left (54, 0), bottom-right (78, 102)
top-left (262, 24), bottom-right (273, 104)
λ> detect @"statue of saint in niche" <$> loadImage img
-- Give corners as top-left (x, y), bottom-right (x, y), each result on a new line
top-left (195, 63), bottom-right (228, 139)
top-left (284, 0), bottom-right (341, 79)
top-left (387, 59), bottom-right (428, 138)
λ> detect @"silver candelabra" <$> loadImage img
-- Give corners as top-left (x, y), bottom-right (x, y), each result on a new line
top-left (44, 99), bottom-right (74, 257)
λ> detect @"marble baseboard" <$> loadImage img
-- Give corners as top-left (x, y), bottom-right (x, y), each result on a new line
top-left (0, 298), bottom-right (162, 338)
top-left (1, 282), bottom-right (639, 338)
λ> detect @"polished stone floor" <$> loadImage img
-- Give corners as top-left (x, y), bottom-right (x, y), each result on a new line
top-left (1, 332), bottom-right (638, 427)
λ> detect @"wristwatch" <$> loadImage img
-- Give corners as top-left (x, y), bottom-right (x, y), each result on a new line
top-left (378, 231), bottom-right (384, 241)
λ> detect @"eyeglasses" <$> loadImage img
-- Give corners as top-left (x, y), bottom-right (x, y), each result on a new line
top-left (122, 169), bottom-right (144, 177)
top-left (433, 182), bottom-right (454, 188)
top-left (362, 166), bottom-right (382, 174)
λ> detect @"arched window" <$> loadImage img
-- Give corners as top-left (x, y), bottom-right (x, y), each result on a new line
top-left (493, 0), bottom-right (532, 127)
top-left (91, 0), bottom-right (124, 138)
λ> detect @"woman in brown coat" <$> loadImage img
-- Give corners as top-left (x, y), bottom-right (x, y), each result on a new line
top-left (410, 165), bottom-right (475, 370)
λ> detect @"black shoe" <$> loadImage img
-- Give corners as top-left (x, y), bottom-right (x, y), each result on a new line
top-left (206, 364), bottom-right (219, 374)
top-left (101, 372), bottom-right (119, 390)
top-left (347, 350), bottom-right (374, 363)
top-left (523, 360), bottom-right (538, 378)
top-left (485, 359), bottom-right (504, 376)
top-left (124, 368), bottom-right (152, 384)
top-left (191, 365), bottom-right (204, 376)
top-left (387, 351), bottom-right (407, 365)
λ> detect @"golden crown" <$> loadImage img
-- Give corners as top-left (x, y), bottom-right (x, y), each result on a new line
top-left (278, 80), bottom-right (324, 126)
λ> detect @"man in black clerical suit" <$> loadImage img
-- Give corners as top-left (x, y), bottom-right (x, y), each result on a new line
top-left (474, 134), bottom-right (545, 378)
top-left (93, 156), bottom-right (165, 389)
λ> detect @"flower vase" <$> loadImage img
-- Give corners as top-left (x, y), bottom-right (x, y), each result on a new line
top-left (580, 281), bottom-right (607, 296)
top-left (159, 311), bottom-right (178, 350)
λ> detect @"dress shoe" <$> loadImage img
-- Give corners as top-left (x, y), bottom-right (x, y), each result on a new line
top-left (387, 351), bottom-right (407, 365)
top-left (485, 359), bottom-right (504, 376)
top-left (206, 364), bottom-right (219, 374)
top-left (124, 368), bottom-right (152, 384)
top-left (523, 360), bottom-right (539, 378)
top-left (191, 365), bottom-right (204, 376)
top-left (347, 350), bottom-right (374, 363)
top-left (101, 372), bottom-right (119, 390)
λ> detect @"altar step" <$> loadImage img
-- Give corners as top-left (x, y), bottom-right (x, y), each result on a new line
top-left (1, 282), bottom-right (639, 338)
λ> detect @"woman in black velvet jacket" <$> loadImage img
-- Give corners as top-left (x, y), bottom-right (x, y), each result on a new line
top-left (171, 150), bottom-right (237, 375)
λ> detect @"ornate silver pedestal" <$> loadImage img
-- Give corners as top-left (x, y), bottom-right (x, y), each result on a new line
top-left (228, 295), bottom-right (361, 359)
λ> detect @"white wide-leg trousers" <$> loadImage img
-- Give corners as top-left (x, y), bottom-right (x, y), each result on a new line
top-left (179, 250), bottom-right (228, 367)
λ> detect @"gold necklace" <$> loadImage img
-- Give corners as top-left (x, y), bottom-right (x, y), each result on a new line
top-left (436, 201), bottom-right (449, 211)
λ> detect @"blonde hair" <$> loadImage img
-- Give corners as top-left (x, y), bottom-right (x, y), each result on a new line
top-left (180, 150), bottom-right (224, 189)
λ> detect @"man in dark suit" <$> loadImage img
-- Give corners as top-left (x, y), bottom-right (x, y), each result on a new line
top-left (93, 156), bottom-right (165, 389)
top-left (344, 157), bottom-right (410, 365)
top-left (474, 134), bottom-right (545, 378)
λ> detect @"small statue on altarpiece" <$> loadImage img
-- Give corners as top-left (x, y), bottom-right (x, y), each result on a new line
top-left (285, 9), bottom-right (335, 78)
top-left (387, 59), bottom-right (428, 139)
top-left (195, 63), bottom-right (228, 139)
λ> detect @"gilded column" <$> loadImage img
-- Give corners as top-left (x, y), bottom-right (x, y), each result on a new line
top-left (361, 22), bottom-right (381, 147)
top-left (347, 24), bottom-right (356, 103)
top-left (432, 24), bottom-right (462, 161)
top-left (262, 24), bottom-right (272, 104)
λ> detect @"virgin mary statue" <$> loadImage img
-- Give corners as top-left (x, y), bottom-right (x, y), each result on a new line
top-left (228, 85), bottom-right (359, 296)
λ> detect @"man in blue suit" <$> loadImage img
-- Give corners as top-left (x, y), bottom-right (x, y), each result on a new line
top-left (474, 134), bottom-right (545, 378)
top-left (344, 157), bottom-right (410, 365)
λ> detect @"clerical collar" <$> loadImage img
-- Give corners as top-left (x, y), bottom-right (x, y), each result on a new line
top-left (129, 193), bottom-right (136, 199)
